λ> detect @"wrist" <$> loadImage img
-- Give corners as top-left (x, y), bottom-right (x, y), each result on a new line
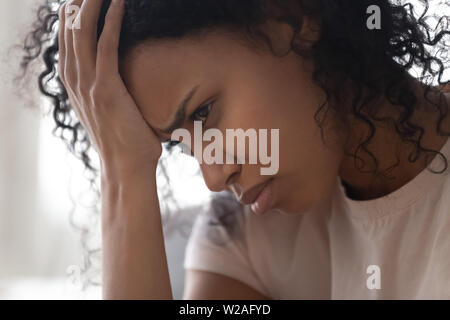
top-left (100, 157), bottom-right (158, 184)
top-left (100, 159), bottom-right (160, 229)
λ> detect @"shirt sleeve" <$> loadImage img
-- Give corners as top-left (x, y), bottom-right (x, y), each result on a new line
top-left (183, 194), bottom-right (270, 297)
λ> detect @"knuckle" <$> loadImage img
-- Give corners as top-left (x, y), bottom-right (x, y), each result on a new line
top-left (77, 82), bottom-right (91, 99)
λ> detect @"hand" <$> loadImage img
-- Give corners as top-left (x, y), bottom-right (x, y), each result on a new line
top-left (58, 0), bottom-right (162, 176)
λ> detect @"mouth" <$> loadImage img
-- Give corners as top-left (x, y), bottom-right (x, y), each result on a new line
top-left (238, 178), bottom-right (274, 215)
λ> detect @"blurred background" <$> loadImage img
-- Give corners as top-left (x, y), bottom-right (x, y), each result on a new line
top-left (0, 0), bottom-right (212, 299)
top-left (0, 0), bottom-right (448, 300)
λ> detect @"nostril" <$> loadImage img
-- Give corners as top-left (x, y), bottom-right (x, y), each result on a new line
top-left (225, 165), bottom-right (242, 184)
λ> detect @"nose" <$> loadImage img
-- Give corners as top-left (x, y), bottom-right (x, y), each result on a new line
top-left (188, 134), bottom-right (242, 193)
top-left (199, 160), bottom-right (241, 193)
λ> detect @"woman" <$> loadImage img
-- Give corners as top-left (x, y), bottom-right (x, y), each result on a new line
top-left (19, 0), bottom-right (450, 299)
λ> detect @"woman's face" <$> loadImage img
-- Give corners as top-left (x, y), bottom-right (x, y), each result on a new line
top-left (119, 24), bottom-right (344, 215)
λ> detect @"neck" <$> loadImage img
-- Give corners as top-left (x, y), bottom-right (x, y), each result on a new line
top-left (338, 83), bottom-right (450, 201)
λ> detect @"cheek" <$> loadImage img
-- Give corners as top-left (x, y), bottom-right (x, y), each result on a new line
top-left (275, 139), bottom-right (341, 213)
top-left (278, 109), bottom-right (342, 183)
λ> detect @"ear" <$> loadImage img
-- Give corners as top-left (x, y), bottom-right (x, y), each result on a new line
top-left (298, 15), bottom-right (321, 45)
top-left (258, 18), bottom-right (298, 56)
top-left (259, 15), bottom-right (321, 56)
top-left (289, 14), bottom-right (321, 57)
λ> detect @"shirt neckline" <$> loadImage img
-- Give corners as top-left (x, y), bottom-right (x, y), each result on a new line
top-left (336, 136), bottom-right (450, 220)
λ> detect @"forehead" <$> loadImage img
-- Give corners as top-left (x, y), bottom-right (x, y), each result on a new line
top-left (118, 33), bottom-right (241, 134)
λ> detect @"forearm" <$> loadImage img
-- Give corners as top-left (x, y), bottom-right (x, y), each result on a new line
top-left (100, 163), bottom-right (173, 299)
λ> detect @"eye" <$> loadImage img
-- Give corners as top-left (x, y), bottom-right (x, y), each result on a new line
top-left (164, 102), bottom-right (214, 153)
top-left (190, 102), bottom-right (213, 124)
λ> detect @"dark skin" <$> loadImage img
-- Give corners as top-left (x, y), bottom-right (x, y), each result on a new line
top-left (339, 86), bottom-right (450, 200)
top-left (59, 0), bottom-right (450, 299)
top-left (119, 19), bottom-right (450, 212)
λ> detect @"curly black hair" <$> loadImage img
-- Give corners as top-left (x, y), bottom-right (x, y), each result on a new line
top-left (15, 0), bottom-right (450, 291)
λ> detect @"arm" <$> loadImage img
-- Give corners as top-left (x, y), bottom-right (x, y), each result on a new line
top-left (57, 0), bottom-right (170, 299)
top-left (183, 269), bottom-right (271, 300)
top-left (101, 163), bottom-right (173, 299)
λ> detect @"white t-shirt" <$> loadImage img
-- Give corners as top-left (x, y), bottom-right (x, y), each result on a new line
top-left (183, 137), bottom-right (450, 299)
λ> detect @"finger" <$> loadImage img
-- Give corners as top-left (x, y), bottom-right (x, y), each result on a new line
top-left (58, 3), bottom-right (67, 85)
top-left (65, 1), bottom-right (91, 126)
top-left (64, 0), bottom-right (83, 87)
top-left (96, 0), bottom-right (125, 76)
top-left (73, 0), bottom-right (104, 83)
top-left (59, 3), bottom-right (84, 125)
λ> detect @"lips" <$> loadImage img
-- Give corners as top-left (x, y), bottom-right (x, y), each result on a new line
top-left (240, 179), bottom-right (273, 206)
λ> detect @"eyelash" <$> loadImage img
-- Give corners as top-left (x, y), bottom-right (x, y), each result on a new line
top-left (190, 102), bottom-right (213, 123)
top-left (164, 102), bottom-right (213, 150)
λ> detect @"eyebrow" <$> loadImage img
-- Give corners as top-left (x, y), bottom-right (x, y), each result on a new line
top-left (158, 85), bottom-right (200, 136)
